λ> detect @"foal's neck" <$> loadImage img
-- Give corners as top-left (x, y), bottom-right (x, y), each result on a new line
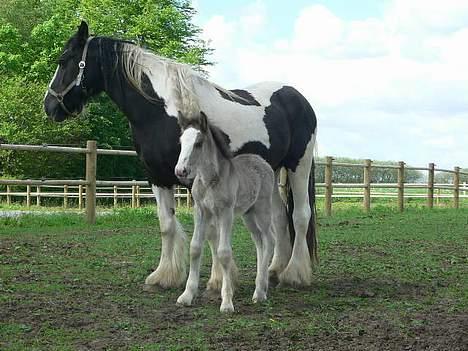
top-left (197, 131), bottom-right (232, 186)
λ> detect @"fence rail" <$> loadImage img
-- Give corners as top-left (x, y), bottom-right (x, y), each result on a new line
top-left (1, 142), bottom-right (467, 221)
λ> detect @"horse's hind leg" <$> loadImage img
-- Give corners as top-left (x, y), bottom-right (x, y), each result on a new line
top-left (144, 186), bottom-right (187, 289)
top-left (177, 205), bottom-right (208, 306)
top-left (244, 204), bottom-right (274, 303)
top-left (279, 138), bottom-right (315, 287)
top-left (268, 169), bottom-right (292, 285)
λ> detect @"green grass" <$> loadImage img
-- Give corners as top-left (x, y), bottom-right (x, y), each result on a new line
top-left (1, 206), bottom-right (467, 350)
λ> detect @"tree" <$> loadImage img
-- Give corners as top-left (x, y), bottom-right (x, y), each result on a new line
top-left (314, 157), bottom-right (423, 183)
top-left (435, 169), bottom-right (468, 184)
top-left (0, 0), bottom-right (210, 179)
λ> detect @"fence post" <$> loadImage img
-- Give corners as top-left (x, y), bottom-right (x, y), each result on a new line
top-left (187, 188), bottom-right (191, 207)
top-left (36, 186), bottom-right (41, 206)
top-left (26, 185), bottom-right (31, 208)
top-left (63, 185), bottom-right (68, 209)
top-left (6, 185), bottom-right (11, 205)
top-left (177, 187), bottom-right (181, 208)
top-left (454, 166), bottom-right (460, 209)
top-left (78, 184), bottom-right (83, 210)
top-left (131, 181), bottom-right (136, 208)
top-left (324, 156), bottom-right (333, 216)
top-left (397, 161), bottom-right (405, 212)
top-left (363, 159), bottom-right (372, 212)
top-left (113, 185), bottom-right (118, 208)
top-left (427, 163), bottom-right (435, 208)
top-left (86, 140), bottom-right (97, 224)
top-left (136, 185), bottom-right (141, 208)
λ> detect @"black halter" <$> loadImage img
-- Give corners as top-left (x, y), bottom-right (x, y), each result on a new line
top-left (47, 36), bottom-right (94, 115)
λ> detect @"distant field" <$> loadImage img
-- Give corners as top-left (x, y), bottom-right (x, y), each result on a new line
top-left (1, 207), bottom-right (467, 350)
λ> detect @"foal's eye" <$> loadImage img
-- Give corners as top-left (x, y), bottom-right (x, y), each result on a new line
top-left (194, 141), bottom-right (203, 148)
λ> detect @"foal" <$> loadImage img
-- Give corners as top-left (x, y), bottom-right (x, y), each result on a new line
top-left (174, 114), bottom-right (275, 312)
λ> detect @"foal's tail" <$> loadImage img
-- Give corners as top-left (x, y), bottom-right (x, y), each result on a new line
top-left (286, 159), bottom-right (319, 264)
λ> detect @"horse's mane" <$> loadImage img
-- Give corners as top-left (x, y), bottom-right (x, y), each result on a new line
top-left (116, 40), bottom-right (252, 119)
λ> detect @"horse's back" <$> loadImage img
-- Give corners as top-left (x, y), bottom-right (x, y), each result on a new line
top-left (238, 83), bottom-right (317, 171)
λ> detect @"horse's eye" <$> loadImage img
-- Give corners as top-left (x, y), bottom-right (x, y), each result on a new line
top-left (194, 141), bottom-right (203, 148)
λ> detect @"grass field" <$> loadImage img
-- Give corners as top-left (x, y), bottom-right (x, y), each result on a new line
top-left (1, 206), bottom-right (467, 350)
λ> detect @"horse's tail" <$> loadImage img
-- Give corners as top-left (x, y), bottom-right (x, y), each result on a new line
top-left (286, 159), bottom-right (319, 265)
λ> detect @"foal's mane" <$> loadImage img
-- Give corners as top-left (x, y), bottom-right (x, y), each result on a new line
top-left (208, 122), bottom-right (233, 160)
top-left (181, 114), bottom-right (233, 160)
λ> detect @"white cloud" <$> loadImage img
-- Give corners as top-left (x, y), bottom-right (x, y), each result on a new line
top-left (200, 0), bottom-right (468, 168)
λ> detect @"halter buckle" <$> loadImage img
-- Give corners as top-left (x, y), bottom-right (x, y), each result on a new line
top-left (56, 95), bottom-right (63, 102)
top-left (78, 61), bottom-right (86, 69)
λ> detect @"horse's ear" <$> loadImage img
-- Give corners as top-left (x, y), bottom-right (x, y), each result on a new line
top-left (200, 111), bottom-right (208, 133)
top-left (77, 21), bottom-right (89, 40)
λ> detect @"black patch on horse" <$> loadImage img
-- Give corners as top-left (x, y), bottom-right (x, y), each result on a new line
top-left (216, 88), bottom-right (261, 106)
top-left (265, 86), bottom-right (317, 172)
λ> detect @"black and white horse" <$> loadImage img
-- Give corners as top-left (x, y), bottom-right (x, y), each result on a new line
top-left (43, 21), bottom-right (318, 289)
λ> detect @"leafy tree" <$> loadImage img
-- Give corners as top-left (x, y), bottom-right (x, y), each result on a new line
top-left (0, 0), bottom-right (210, 179)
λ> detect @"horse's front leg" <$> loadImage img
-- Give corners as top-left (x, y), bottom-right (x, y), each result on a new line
top-left (206, 223), bottom-right (238, 293)
top-left (144, 185), bottom-right (187, 289)
top-left (177, 205), bottom-right (208, 306)
top-left (217, 208), bottom-right (235, 313)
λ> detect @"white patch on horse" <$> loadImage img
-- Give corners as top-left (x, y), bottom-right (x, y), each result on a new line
top-left (121, 44), bottom-right (281, 152)
top-left (44, 66), bottom-right (60, 101)
top-left (176, 127), bottom-right (200, 172)
top-left (194, 81), bottom-right (278, 151)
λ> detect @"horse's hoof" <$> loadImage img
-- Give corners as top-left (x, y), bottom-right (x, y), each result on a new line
top-left (268, 272), bottom-right (280, 288)
top-left (142, 284), bottom-right (162, 292)
top-left (177, 292), bottom-right (194, 307)
top-left (202, 288), bottom-right (220, 300)
top-left (278, 262), bottom-right (312, 287)
top-left (206, 279), bottom-right (222, 292)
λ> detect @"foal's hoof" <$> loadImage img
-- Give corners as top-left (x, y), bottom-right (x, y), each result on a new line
top-left (252, 291), bottom-right (267, 303)
top-left (220, 303), bottom-right (234, 313)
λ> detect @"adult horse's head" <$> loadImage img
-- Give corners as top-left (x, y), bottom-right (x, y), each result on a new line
top-left (44, 21), bottom-right (103, 122)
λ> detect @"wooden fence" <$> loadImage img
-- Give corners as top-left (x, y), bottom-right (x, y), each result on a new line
top-left (317, 157), bottom-right (468, 216)
top-left (1, 142), bottom-right (467, 222)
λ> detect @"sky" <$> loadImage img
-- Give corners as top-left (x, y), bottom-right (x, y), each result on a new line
top-left (192, 0), bottom-right (468, 169)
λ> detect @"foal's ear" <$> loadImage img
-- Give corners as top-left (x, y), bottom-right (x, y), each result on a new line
top-left (77, 21), bottom-right (89, 40)
top-left (200, 111), bottom-right (208, 132)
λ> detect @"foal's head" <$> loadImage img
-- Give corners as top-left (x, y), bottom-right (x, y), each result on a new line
top-left (175, 113), bottom-right (232, 183)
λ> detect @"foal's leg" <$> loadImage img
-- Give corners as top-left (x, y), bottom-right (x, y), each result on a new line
top-left (144, 186), bottom-right (187, 289)
top-left (206, 223), bottom-right (239, 293)
top-left (279, 137), bottom-right (315, 287)
top-left (177, 205), bottom-right (208, 306)
top-left (268, 170), bottom-right (292, 285)
top-left (243, 206), bottom-right (274, 303)
top-left (206, 223), bottom-right (222, 291)
top-left (217, 209), bottom-right (235, 313)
